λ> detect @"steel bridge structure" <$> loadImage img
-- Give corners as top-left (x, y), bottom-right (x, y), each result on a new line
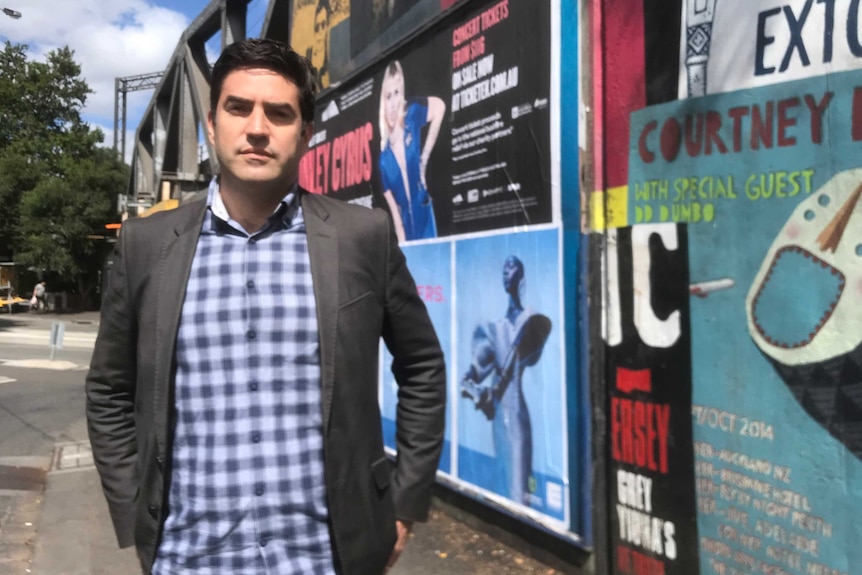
top-left (123, 0), bottom-right (295, 214)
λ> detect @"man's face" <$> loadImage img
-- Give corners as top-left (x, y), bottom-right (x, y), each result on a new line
top-left (312, 9), bottom-right (329, 69)
top-left (207, 68), bottom-right (312, 189)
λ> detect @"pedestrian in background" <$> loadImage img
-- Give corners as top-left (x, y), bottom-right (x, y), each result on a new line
top-left (31, 281), bottom-right (46, 312)
top-left (86, 38), bottom-right (446, 575)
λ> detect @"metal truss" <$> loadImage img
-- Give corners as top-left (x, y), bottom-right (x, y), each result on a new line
top-left (114, 72), bottom-right (163, 162)
top-left (126, 0), bottom-right (252, 210)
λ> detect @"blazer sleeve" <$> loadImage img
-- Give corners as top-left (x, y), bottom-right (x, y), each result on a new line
top-left (380, 216), bottom-right (447, 522)
top-left (85, 225), bottom-right (139, 548)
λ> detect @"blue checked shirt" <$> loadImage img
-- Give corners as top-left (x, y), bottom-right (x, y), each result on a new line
top-left (153, 179), bottom-right (336, 574)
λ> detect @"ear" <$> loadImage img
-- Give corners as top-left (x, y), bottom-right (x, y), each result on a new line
top-left (299, 120), bottom-right (314, 152)
top-left (206, 109), bottom-right (216, 145)
top-left (302, 120), bottom-right (314, 143)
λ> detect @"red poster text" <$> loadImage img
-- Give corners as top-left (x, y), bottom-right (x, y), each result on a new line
top-left (480, 0), bottom-right (508, 32)
top-left (451, 0), bottom-right (508, 48)
top-left (616, 544), bottom-right (667, 575)
top-left (299, 122), bottom-right (373, 195)
top-left (611, 395), bottom-right (671, 474)
top-left (637, 92), bottom-right (833, 164)
top-left (416, 285), bottom-right (445, 303)
top-left (452, 35), bottom-right (486, 69)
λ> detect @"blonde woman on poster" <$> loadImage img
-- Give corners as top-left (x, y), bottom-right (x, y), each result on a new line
top-left (378, 60), bottom-right (445, 242)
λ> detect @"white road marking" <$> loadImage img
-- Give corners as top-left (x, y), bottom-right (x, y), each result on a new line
top-left (1, 359), bottom-right (81, 370)
top-left (0, 328), bottom-right (96, 349)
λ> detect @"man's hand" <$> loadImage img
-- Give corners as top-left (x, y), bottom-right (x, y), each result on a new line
top-left (384, 519), bottom-right (414, 572)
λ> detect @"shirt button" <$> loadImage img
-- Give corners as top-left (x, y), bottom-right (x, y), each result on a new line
top-left (260, 538), bottom-right (269, 547)
top-left (255, 486), bottom-right (264, 496)
top-left (248, 237), bottom-right (257, 245)
top-left (247, 330), bottom-right (256, 340)
top-left (246, 279), bottom-right (255, 289)
top-left (250, 382), bottom-right (259, 391)
top-left (252, 432), bottom-right (261, 443)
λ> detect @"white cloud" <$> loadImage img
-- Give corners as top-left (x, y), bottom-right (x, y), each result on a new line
top-left (0, 1), bottom-right (192, 146)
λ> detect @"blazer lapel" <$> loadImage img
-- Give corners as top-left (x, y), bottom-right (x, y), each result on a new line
top-left (153, 201), bottom-right (207, 456)
top-left (301, 192), bottom-right (339, 433)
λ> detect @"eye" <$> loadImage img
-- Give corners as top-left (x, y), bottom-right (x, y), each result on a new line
top-left (226, 102), bottom-right (249, 115)
top-left (266, 106), bottom-right (294, 122)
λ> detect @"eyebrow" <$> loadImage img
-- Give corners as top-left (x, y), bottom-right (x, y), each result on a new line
top-left (222, 96), bottom-right (296, 114)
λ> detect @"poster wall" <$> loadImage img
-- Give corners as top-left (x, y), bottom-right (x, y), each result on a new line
top-left (455, 228), bottom-right (567, 524)
top-left (289, 0), bottom-right (460, 89)
top-left (298, 0), bottom-right (582, 540)
top-left (628, 68), bottom-right (862, 575)
top-left (603, 224), bottom-right (700, 575)
top-left (597, 0), bottom-right (862, 573)
top-left (679, 0), bottom-right (862, 98)
top-left (299, 0), bottom-right (553, 238)
top-left (381, 242), bottom-right (453, 475)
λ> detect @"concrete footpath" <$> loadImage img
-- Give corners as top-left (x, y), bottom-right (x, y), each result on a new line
top-left (0, 311), bottom-right (581, 574)
top-left (21, 448), bottom-right (573, 574)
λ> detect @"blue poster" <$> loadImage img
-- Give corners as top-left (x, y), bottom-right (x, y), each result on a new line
top-left (455, 228), bottom-right (567, 522)
top-left (629, 70), bottom-right (862, 575)
top-left (381, 242), bottom-right (453, 474)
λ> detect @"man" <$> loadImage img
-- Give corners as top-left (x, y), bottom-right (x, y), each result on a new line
top-left (86, 39), bottom-right (445, 575)
top-left (32, 281), bottom-right (47, 312)
top-left (309, 0), bottom-right (330, 88)
top-left (460, 256), bottom-right (551, 506)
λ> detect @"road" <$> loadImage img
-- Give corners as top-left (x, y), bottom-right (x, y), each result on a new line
top-left (0, 312), bottom-right (116, 574)
top-left (0, 314), bottom-right (96, 458)
top-left (0, 314), bottom-right (97, 455)
top-left (0, 311), bottom-right (572, 574)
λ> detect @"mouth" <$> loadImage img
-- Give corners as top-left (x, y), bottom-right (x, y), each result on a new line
top-left (240, 149), bottom-right (273, 160)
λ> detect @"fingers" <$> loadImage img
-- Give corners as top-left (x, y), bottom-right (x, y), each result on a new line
top-left (384, 520), bottom-right (413, 572)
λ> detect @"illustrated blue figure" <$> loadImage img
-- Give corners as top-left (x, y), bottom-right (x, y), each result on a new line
top-left (378, 60), bottom-right (446, 243)
top-left (461, 256), bottom-right (552, 505)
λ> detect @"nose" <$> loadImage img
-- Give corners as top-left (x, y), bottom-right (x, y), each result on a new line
top-left (246, 106), bottom-right (270, 137)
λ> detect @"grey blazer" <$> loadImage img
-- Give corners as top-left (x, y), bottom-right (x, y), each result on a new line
top-left (85, 190), bottom-right (446, 574)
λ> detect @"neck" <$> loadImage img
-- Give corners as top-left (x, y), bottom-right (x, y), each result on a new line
top-left (506, 296), bottom-right (523, 324)
top-left (389, 122), bottom-right (403, 144)
top-left (218, 174), bottom-right (293, 233)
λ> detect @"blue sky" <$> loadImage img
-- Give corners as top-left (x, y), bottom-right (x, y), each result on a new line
top-left (0, 0), bottom-right (270, 162)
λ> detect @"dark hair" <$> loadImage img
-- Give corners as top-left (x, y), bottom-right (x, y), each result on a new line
top-left (315, 0), bottom-right (331, 17)
top-left (210, 38), bottom-right (317, 124)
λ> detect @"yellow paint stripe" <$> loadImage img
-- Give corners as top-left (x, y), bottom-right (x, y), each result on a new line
top-left (139, 198), bottom-right (180, 218)
top-left (590, 186), bottom-right (628, 231)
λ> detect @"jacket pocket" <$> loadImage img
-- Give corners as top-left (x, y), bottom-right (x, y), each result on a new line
top-left (338, 290), bottom-right (375, 313)
top-left (371, 455), bottom-right (391, 491)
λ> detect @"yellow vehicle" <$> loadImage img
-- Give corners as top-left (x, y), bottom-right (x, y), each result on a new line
top-left (0, 284), bottom-right (29, 313)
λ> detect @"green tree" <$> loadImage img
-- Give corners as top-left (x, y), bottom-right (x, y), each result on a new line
top-left (0, 41), bottom-right (127, 307)
top-left (16, 147), bottom-right (128, 307)
top-left (0, 149), bottom-right (41, 258)
top-left (0, 42), bottom-right (96, 159)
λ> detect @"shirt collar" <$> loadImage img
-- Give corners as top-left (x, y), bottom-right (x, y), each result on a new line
top-left (205, 176), bottom-right (301, 236)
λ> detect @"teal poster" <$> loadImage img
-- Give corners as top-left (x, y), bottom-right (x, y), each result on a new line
top-left (628, 69), bottom-right (862, 575)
